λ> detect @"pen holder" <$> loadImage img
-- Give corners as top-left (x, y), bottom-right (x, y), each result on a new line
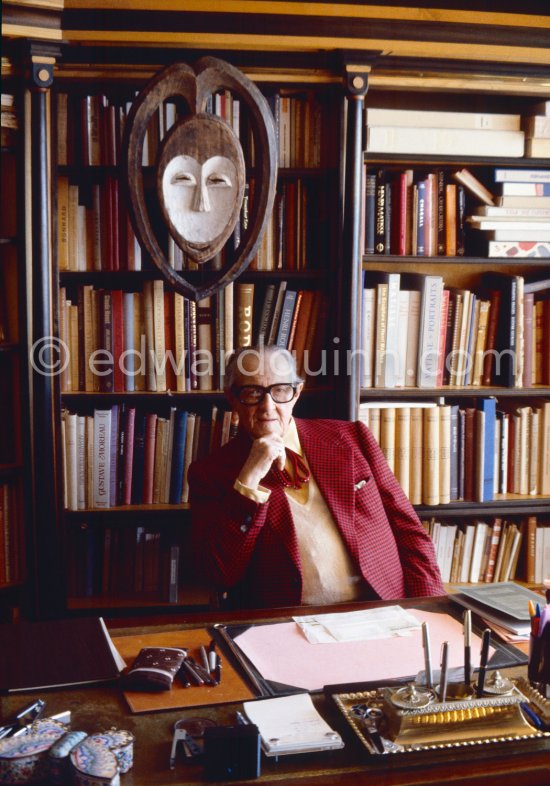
top-left (528, 625), bottom-right (550, 693)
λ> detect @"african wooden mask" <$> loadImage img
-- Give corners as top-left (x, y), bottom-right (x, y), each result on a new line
top-left (123, 57), bottom-right (277, 301)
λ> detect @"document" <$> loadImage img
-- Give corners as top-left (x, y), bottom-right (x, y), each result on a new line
top-left (243, 693), bottom-right (344, 756)
top-left (450, 582), bottom-right (543, 636)
top-left (293, 606), bottom-right (421, 644)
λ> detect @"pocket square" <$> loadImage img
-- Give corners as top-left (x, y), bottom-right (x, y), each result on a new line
top-left (354, 479), bottom-right (367, 490)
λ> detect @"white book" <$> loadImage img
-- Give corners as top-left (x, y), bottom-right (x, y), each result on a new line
top-left (384, 273), bottom-right (401, 388)
top-left (494, 168), bottom-right (550, 183)
top-left (366, 107), bottom-right (520, 130)
top-left (489, 228), bottom-right (550, 241)
top-left (92, 409), bottom-right (111, 509)
top-left (395, 290), bottom-right (410, 387)
top-left (469, 522), bottom-right (489, 583)
top-left (417, 275), bottom-right (443, 388)
top-left (500, 182), bottom-right (550, 196)
top-left (441, 524), bottom-right (458, 584)
top-left (360, 288), bottom-right (375, 388)
top-left (459, 524), bottom-right (476, 584)
top-left (404, 290), bottom-right (421, 387)
top-left (473, 205), bottom-right (550, 218)
top-left (498, 195), bottom-right (550, 207)
top-left (153, 279), bottom-right (166, 392)
top-left (468, 218), bottom-right (549, 229)
top-left (366, 127), bottom-right (524, 157)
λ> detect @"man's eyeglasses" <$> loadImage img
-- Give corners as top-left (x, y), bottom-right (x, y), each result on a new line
top-left (232, 383), bottom-right (298, 406)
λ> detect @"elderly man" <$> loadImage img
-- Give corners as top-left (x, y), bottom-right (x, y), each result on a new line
top-left (189, 344), bottom-right (444, 608)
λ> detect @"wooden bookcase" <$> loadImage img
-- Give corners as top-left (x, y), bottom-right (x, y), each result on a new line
top-left (2, 3), bottom-right (550, 619)
top-left (359, 87), bottom-right (550, 587)
top-left (0, 84), bottom-right (29, 620)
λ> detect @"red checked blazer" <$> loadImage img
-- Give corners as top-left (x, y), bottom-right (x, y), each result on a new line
top-left (189, 418), bottom-right (444, 608)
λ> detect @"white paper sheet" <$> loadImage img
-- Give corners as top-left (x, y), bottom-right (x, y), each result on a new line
top-left (293, 605), bottom-right (421, 644)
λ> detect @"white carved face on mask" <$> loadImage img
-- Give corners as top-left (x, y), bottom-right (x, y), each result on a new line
top-left (157, 114), bottom-right (245, 263)
top-left (161, 153), bottom-right (238, 244)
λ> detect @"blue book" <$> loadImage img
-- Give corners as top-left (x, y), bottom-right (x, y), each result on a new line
top-left (169, 409), bottom-right (188, 504)
top-left (477, 397), bottom-right (496, 502)
top-left (275, 289), bottom-right (297, 348)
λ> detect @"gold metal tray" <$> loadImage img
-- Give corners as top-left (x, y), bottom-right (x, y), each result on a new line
top-left (332, 683), bottom-right (550, 755)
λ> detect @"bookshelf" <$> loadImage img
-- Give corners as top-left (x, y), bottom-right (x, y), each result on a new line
top-left (2, 3), bottom-right (550, 618)
top-left (359, 88), bottom-right (550, 588)
top-left (48, 77), bottom-right (344, 615)
top-left (0, 87), bottom-right (29, 620)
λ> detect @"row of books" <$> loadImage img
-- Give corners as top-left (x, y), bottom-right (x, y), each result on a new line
top-left (58, 89), bottom-right (240, 169)
top-left (363, 167), bottom-right (466, 257)
top-left (423, 517), bottom-right (539, 585)
top-left (364, 103), bottom-right (549, 158)
top-left (68, 524), bottom-right (183, 602)
top-left (359, 399), bottom-right (550, 505)
top-left (57, 171), bottom-right (328, 273)
top-left (61, 403), bottom-right (238, 511)
top-left (0, 481), bottom-right (23, 586)
top-left (360, 270), bottom-right (550, 389)
top-left (57, 88), bottom-right (335, 171)
top-left (521, 100), bottom-right (550, 159)
top-left (59, 281), bottom-right (328, 393)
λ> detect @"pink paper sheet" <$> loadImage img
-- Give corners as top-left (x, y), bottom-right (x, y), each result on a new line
top-left (234, 608), bottom-right (492, 691)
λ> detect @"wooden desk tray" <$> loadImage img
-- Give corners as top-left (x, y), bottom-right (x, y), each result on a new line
top-left (331, 682), bottom-right (550, 755)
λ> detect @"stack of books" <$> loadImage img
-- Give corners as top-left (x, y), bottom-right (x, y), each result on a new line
top-left (523, 99), bottom-right (550, 159)
top-left (467, 168), bottom-right (550, 255)
top-left (365, 107), bottom-right (525, 157)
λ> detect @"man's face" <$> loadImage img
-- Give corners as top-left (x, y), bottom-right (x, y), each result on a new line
top-left (227, 351), bottom-right (303, 440)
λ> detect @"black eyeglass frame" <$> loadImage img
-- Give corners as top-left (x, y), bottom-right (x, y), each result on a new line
top-left (231, 383), bottom-right (298, 405)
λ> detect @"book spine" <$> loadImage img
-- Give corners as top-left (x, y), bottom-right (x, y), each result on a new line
top-left (93, 409), bottom-right (112, 509)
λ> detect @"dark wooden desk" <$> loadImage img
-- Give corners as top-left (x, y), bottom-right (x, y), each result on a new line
top-left (1, 597), bottom-right (548, 786)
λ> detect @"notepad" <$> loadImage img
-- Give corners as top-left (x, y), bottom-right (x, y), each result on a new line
top-left (243, 693), bottom-right (344, 756)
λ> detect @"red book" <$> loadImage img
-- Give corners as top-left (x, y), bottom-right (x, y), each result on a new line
top-left (110, 289), bottom-right (124, 392)
top-left (122, 407), bottom-right (136, 506)
top-left (522, 292), bottom-right (534, 388)
top-left (463, 407), bottom-right (476, 501)
top-left (482, 289), bottom-right (502, 385)
top-left (142, 413), bottom-right (158, 505)
top-left (163, 291), bottom-right (177, 392)
top-left (284, 181), bottom-right (297, 270)
top-left (436, 288), bottom-right (450, 387)
top-left (394, 171), bottom-right (408, 256)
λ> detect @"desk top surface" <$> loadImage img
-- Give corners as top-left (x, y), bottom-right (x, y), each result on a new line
top-left (1, 596), bottom-right (548, 786)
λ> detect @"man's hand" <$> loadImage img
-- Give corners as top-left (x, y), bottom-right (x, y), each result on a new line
top-left (237, 435), bottom-right (286, 490)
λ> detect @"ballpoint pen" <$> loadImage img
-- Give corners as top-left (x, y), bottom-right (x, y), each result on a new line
top-left (200, 645), bottom-right (211, 674)
top-left (463, 609), bottom-right (472, 686)
top-left (214, 654), bottom-right (222, 685)
top-left (476, 628), bottom-right (491, 697)
top-left (421, 621), bottom-right (433, 688)
top-left (439, 641), bottom-right (449, 703)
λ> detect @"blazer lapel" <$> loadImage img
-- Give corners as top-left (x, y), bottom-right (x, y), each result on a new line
top-left (296, 419), bottom-right (359, 560)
